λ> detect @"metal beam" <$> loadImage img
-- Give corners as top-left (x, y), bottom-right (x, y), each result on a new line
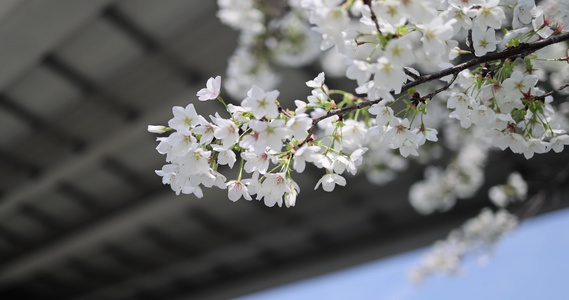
top-left (0, 88), bottom-right (205, 281)
top-left (42, 54), bottom-right (139, 120)
top-left (0, 0), bottom-right (117, 90)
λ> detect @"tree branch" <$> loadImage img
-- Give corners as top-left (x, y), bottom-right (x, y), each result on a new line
top-left (535, 83), bottom-right (569, 101)
top-left (404, 68), bottom-right (419, 80)
top-left (421, 73), bottom-right (459, 101)
top-left (310, 31), bottom-right (569, 126)
top-left (363, 0), bottom-right (382, 35)
top-left (467, 29), bottom-right (476, 56)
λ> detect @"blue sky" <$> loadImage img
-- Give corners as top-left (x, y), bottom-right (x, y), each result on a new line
top-left (238, 207), bottom-right (569, 300)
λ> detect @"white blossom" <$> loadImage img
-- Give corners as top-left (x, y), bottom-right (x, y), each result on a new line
top-left (549, 135), bottom-right (569, 153)
top-left (374, 57), bottom-right (407, 94)
top-left (417, 17), bottom-right (456, 57)
top-left (384, 36), bottom-right (416, 67)
top-left (475, 0), bottom-right (506, 30)
top-left (293, 145), bottom-right (321, 173)
top-left (196, 76), bottom-right (222, 101)
top-left (147, 125), bottom-right (169, 133)
top-left (211, 144), bottom-right (236, 168)
top-left (314, 173), bottom-right (346, 192)
top-left (248, 119), bottom-right (291, 153)
top-left (212, 115), bottom-right (239, 147)
top-left (168, 104), bottom-right (204, 136)
top-left (241, 151), bottom-right (270, 174)
top-left (287, 114), bottom-right (313, 140)
top-left (306, 72), bottom-right (326, 88)
top-left (227, 180), bottom-right (252, 202)
top-left (242, 85), bottom-right (280, 119)
top-left (257, 172), bottom-right (292, 207)
top-left (513, 0), bottom-right (536, 29)
top-left (471, 26), bottom-right (496, 56)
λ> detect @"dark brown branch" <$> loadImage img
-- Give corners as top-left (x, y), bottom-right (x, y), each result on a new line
top-left (467, 29), bottom-right (475, 56)
top-left (421, 73), bottom-right (459, 101)
top-left (535, 83), bottom-right (569, 101)
top-left (481, 59), bottom-right (505, 78)
top-left (278, 104), bottom-right (293, 118)
top-left (310, 31), bottom-right (569, 126)
top-left (404, 68), bottom-right (420, 80)
top-left (406, 31), bottom-right (569, 90)
top-left (363, 0), bottom-right (382, 35)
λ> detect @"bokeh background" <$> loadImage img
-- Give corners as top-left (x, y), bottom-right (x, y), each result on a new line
top-left (0, 1), bottom-right (568, 299)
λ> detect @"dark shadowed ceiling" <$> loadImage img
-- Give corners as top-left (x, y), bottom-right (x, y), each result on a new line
top-left (0, 1), bottom-right (568, 299)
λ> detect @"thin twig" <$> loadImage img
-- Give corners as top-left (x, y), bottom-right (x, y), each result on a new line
top-left (404, 68), bottom-right (420, 80)
top-left (467, 29), bottom-right (476, 56)
top-left (535, 83), bottom-right (569, 101)
top-left (481, 59), bottom-right (505, 78)
top-left (422, 73), bottom-right (459, 101)
top-left (278, 105), bottom-right (293, 118)
top-left (363, 0), bottom-right (382, 35)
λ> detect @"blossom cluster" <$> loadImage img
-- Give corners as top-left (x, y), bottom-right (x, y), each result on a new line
top-left (149, 0), bottom-right (569, 283)
top-left (150, 74), bottom-right (372, 207)
top-left (409, 171), bottom-right (528, 282)
top-left (409, 140), bottom-right (487, 214)
top-left (409, 207), bottom-right (519, 283)
top-left (217, 0), bottom-right (321, 98)
top-left (150, 0), bottom-right (569, 208)
top-left (488, 172), bottom-right (528, 207)
top-left (306, 0), bottom-right (569, 160)
top-left (215, 0), bottom-right (569, 183)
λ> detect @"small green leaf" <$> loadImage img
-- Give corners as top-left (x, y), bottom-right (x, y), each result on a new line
top-left (506, 38), bottom-right (520, 48)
